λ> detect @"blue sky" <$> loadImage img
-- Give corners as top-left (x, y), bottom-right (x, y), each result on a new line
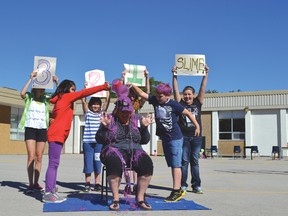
top-left (1, 0), bottom-right (287, 93)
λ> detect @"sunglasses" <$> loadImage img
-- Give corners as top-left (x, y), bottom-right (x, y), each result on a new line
top-left (115, 100), bottom-right (130, 108)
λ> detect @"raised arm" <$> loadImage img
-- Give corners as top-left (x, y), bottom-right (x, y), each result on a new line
top-left (102, 88), bottom-right (111, 112)
top-left (172, 65), bottom-right (181, 102)
top-left (53, 75), bottom-right (59, 87)
top-left (20, 70), bottom-right (37, 99)
top-left (139, 69), bottom-right (150, 107)
top-left (129, 83), bottom-right (149, 101)
top-left (81, 82), bottom-right (89, 114)
top-left (197, 64), bottom-right (209, 104)
top-left (120, 70), bottom-right (126, 84)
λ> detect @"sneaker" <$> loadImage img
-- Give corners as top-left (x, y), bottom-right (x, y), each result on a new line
top-left (83, 184), bottom-right (91, 192)
top-left (24, 185), bottom-right (34, 194)
top-left (52, 188), bottom-right (67, 202)
top-left (33, 183), bottom-right (44, 192)
top-left (192, 186), bottom-right (203, 194)
top-left (164, 189), bottom-right (186, 202)
top-left (42, 192), bottom-right (66, 203)
top-left (181, 186), bottom-right (187, 192)
top-left (93, 184), bottom-right (102, 191)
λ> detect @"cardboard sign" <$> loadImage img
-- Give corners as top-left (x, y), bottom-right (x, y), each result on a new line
top-left (85, 69), bottom-right (106, 98)
top-left (123, 63), bottom-right (146, 86)
top-left (175, 54), bottom-right (206, 76)
top-left (32, 56), bottom-right (57, 89)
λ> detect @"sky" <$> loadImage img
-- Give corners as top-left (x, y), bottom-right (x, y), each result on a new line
top-left (1, 0), bottom-right (287, 94)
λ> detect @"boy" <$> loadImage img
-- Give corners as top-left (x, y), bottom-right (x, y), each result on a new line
top-left (129, 82), bottom-right (200, 202)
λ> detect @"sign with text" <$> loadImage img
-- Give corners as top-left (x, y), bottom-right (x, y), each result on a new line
top-left (32, 56), bottom-right (57, 89)
top-left (175, 54), bottom-right (206, 76)
top-left (123, 63), bottom-right (146, 86)
top-left (85, 69), bottom-right (106, 97)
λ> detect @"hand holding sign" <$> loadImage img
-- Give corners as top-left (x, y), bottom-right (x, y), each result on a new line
top-left (85, 69), bottom-right (106, 97)
top-left (175, 54), bottom-right (206, 76)
top-left (32, 56), bottom-right (57, 89)
top-left (123, 63), bottom-right (146, 86)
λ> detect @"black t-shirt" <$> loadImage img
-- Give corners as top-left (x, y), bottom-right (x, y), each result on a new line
top-left (178, 98), bottom-right (202, 137)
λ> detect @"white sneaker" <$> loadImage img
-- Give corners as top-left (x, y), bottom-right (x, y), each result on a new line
top-left (42, 192), bottom-right (66, 203)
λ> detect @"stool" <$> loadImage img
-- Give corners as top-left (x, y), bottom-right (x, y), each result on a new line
top-left (101, 165), bottom-right (134, 205)
top-left (100, 166), bottom-right (108, 205)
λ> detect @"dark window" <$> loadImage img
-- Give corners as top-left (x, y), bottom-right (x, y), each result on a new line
top-left (219, 118), bottom-right (245, 140)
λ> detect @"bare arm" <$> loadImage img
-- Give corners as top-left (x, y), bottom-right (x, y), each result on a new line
top-left (139, 69), bottom-right (150, 107)
top-left (20, 70), bottom-right (37, 99)
top-left (172, 65), bottom-right (181, 102)
top-left (120, 70), bottom-right (126, 84)
top-left (81, 97), bottom-right (89, 114)
top-left (129, 83), bottom-right (149, 101)
top-left (53, 75), bottom-right (59, 87)
top-left (102, 89), bottom-right (111, 112)
top-left (197, 64), bottom-right (209, 104)
top-left (182, 108), bottom-right (200, 136)
top-left (81, 82), bottom-right (89, 114)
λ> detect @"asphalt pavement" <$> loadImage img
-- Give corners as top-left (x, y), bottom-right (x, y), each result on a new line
top-left (0, 154), bottom-right (287, 216)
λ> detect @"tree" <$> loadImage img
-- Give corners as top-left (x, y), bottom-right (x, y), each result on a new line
top-left (206, 89), bottom-right (219, 93)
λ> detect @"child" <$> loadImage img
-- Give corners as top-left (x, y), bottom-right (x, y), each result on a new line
top-left (129, 82), bottom-right (200, 202)
top-left (81, 83), bottom-right (110, 192)
top-left (42, 80), bottom-right (110, 203)
top-left (172, 64), bottom-right (209, 194)
top-left (19, 70), bottom-right (58, 194)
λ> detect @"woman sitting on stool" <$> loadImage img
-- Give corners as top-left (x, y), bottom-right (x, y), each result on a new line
top-left (96, 80), bottom-right (154, 211)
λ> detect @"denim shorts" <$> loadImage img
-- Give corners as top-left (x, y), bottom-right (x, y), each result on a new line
top-left (162, 138), bottom-right (183, 168)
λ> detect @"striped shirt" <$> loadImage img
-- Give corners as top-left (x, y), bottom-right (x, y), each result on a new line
top-left (83, 109), bottom-right (102, 143)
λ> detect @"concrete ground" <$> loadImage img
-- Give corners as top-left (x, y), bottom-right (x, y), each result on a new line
top-left (0, 154), bottom-right (287, 216)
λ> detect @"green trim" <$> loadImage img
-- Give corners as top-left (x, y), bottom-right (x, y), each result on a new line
top-left (18, 92), bottom-right (50, 129)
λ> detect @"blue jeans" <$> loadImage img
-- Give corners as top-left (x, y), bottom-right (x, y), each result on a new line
top-left (83, 143), bottom-right (103, 174)
top-left (181, 136), bottom-right (202, 189)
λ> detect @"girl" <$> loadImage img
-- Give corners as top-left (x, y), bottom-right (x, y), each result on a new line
top-left (42, 79), bottom-right (110, 203)
top-left (19, 70), bottom-right (58, 194)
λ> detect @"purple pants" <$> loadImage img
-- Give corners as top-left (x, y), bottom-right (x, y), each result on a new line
top-left (45, 141), bottom-right (63, 192)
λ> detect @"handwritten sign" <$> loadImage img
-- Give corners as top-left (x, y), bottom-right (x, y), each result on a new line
top-left (175, 54), bottom-right (206, 76)
top-left (32, 56), bottom-right (57, 89)
top-left (123, 63), bottom-right (146, 86)
top-left (85, 69), bottom-right (106, 97)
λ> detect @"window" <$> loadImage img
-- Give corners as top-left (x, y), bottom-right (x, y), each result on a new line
top-left (219, 111), bottom-right (245, 140)
top-left (10, 107), bottom-right (24, 140)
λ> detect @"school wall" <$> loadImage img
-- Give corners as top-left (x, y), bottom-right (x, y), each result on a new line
top-left (0, 104), bottom-right (49, 155)
top-left (218, 140), bottom-right (245, 157)
top-left (202, 111), bottom-right (212, 149)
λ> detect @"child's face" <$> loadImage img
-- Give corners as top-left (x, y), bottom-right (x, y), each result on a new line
top-left (183, 89), bottom-right (194, 105)
top-left (155, 92), bottom-right (169, 104)
top-left (69, 85), bottom-right (76, 92)
top-left (90, 102), bottom-right (101, 113)
top-left (33, 88), bottom-right (45, 98)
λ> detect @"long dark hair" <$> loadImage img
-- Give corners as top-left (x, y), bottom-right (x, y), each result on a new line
top-left (52, 79), bottom-right (76, 99)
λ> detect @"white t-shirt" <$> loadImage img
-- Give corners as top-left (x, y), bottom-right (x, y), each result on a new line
top-left (25, 100), bottom-right (47, 129)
